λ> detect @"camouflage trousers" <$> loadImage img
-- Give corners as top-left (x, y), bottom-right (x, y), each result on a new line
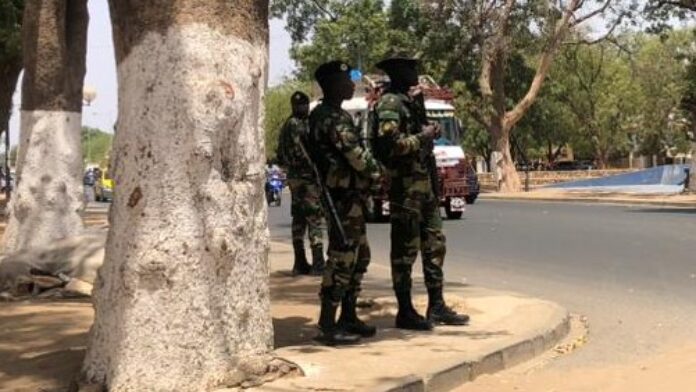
top-left (321, 193), bottom-right (371, 303)
top-left (288, 179), bottom-right (323, 249)
top-left (390, 195), bottom-right (446, 293)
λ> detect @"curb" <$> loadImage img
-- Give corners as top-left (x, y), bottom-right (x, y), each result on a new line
top-left (480, 194), bottom-right (696, 208)
top-left (373, 308), bottom-right (571, 392)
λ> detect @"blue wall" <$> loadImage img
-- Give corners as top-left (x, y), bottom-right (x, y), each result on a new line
top-left (547, 165), bottom-right (689, 191)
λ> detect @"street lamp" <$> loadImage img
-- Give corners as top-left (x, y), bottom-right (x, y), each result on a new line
top-left (82, 86), bottom-right (97, 164)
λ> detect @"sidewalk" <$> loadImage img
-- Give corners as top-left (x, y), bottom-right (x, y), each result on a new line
top-left (253, 242), bottom-right (569, 392)
top-left (480, 190), bottom-right (696, 208)
top-left (0, 241), bottom-right (569, 392)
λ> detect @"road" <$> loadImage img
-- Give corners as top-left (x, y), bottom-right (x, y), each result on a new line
top-left (268, 196), bottom-right (696, 368)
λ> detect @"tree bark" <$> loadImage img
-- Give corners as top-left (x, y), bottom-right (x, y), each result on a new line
top-left (0, 60), bottom-right (22, 139)
top-left (491, 126), bottom-right (522, 192)
top-left (689, 142), bottom-right (696, 192)
top-left (2, 0), bottom-right (88, 253)
top-left (81, 1), bottom-right (277, 390)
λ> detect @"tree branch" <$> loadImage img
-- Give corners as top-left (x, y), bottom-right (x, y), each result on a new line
top-left (503, 0), bottom-right (580, 131)
top-left (310, 0), bottom-right (337, 21)
top-left (567, 13), bottom-right (623, 45)
top-left (570, 0), bottom-right (613, 27)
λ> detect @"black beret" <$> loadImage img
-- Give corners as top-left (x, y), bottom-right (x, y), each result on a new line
top-left (314, 60), bottom-right (352, 83)
top-left (375, 57), bottom-right (418, 72)
top-left (291, 91), bottom-right (309, 105)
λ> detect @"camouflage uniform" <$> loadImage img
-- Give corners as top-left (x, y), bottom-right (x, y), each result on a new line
top-left (308, 101), bottom-right (381, 303)
top-left (373, 91), bottom-right (446, 293)
top-left (277, 116), bottom-right (324, 252)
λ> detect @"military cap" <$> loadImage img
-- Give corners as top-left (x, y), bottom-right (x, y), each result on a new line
top-left (291, 91), bottom-right (309, 105)
top-left (314, 60), bottom-right (352, 83)
top-left (375, 57), bottom-right (418, 72)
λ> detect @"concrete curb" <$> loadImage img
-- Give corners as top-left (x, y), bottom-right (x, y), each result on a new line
top-left (480, 194), bottom-right (696, 208)
top-left (373, 308), bottom-right (570, 392)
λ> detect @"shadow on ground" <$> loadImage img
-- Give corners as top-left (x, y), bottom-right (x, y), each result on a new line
top-left (0, 299), bottom-right (92, 392)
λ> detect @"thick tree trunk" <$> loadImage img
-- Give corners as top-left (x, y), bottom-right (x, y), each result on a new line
top-left (492, 132), bottom-right (522, 192)
top-left (82, 1), bottom-right (277, 390)
top-left (2, 0), bottom-right (88, 253)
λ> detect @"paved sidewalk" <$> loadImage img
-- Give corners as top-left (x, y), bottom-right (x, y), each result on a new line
top-left (480, 190), bottom-right (696, 208)
top-left (253, 242), bottom-right (569, 392)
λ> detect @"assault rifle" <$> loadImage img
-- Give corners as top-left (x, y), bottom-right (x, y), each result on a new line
top-left (297, 138), bottom-right (349, 249)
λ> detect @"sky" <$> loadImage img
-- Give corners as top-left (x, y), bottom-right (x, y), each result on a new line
top-left (7, 1), bottom-right (296, 146)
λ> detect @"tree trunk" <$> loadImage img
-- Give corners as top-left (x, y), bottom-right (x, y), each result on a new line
top-left (689, 142), bottom-right (696, 192)
top-left (595, 145), bottom-right (609, 169)
top-left (0, 60), bottom-right (22, 139)
top-left (81, 1), bottom-right (277, 390)
top-left (2, 0), bottom-right (88, 253)
top-left (490, 122), bottom-right (521, 192)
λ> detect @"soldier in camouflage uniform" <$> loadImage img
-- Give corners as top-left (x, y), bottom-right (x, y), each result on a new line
top-left (308, 61), bottom-right (383, 345)
top-left (276, 92), bottom-right (325, 276)
top-left (372, 57), bottom-right (470, 330)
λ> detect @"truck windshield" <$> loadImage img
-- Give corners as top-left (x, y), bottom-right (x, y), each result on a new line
top-left (429, 116), bottom-right (460, 146)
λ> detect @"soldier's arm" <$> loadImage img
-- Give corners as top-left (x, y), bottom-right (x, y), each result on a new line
top-left (375, 100), bottom-right (425, 157)
top-left (327, 116), bottom-right (381, 180)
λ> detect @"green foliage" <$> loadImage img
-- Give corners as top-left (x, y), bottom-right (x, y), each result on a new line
top-left (290, 0), bottom-right (395, 79)
top-left (549, 43), bottom-right (637, 166)
top-left (81, 127), bottom-right (113, 166)
top-left (682, 52), bottom-right (696, 138)
top-left (272, 1), bottom-right (694, 168)
top-left (0, 0), bottom-right (23, 63)
top-left (264, 81), bottom-right (313, 160)
top-left (270, 0), bottom-right (349, 43)
top-left (632, 31), bottom-right (693, 157)
top-left (644, 0), bottom-right (695, 35)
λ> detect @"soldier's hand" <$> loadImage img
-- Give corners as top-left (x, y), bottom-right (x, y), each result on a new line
top-left (419, 123), bottom-right (440, 142)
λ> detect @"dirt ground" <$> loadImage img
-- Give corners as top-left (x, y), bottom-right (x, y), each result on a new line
top-left (0, 300), bottom-right (94, 392)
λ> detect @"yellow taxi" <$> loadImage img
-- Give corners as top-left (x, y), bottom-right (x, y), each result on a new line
top-left (95, 169), bottom-right (114, 202)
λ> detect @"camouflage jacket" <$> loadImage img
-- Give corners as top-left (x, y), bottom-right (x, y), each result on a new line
top-left (276, 116), bottom-right (313, 181)
top-left (308, 101), bottom-right (381, 192)
top-left (372, 91), bottom-right (433, 200)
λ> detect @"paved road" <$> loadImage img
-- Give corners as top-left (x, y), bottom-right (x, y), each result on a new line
top-left (268, 196), bottom-right (696, 367)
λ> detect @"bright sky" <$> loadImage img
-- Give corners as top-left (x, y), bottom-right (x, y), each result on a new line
top-left (8, 1), bottom-right (295, 146)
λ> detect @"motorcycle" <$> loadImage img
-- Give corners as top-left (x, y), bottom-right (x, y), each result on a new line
top-left (265, 171), bottom-right (284, 207)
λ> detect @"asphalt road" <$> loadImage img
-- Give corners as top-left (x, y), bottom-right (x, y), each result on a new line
top-left (268, 196), bottom-right (696, 367)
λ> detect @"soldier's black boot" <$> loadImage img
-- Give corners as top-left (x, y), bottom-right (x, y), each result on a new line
top-left (426, 287), bottom-right (470, 326)
top-left (338, 292), bottom-right (377, 337)
top-left (311, 244), bottom-right (326, 276)
top-left (394, 291), bottom-right (433, 331)
top-left (292, 241), bottom-right (312, 276)
top-left (317, 297), bottom-right (362, 346)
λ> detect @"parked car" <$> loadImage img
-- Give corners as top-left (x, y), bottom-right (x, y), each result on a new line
top-left (551, 160), bottom-right (594, 171)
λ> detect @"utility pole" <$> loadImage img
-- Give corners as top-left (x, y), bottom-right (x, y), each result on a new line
top-left (82, 86), bottom-right (97, 165)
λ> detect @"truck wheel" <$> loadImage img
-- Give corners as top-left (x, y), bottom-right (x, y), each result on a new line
top-left (465, 194), bottom-right (478, 205)
top-left (445, 208), bottom-right (463, 220)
